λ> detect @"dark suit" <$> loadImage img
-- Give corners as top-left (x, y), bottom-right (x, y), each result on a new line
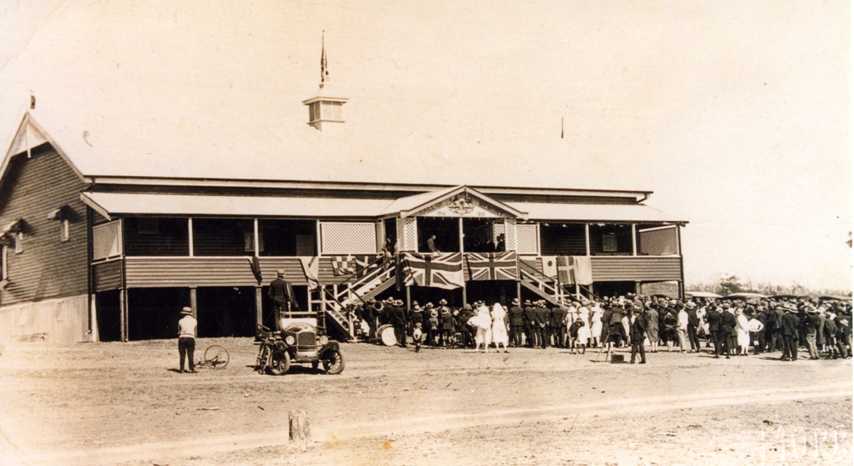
top-left (630, 314), bottom-right (647, 363)
top-left (268, 278), bottom-right (291, 330)
top-left (705, 308), bottom-right (722, 357)
top-left (781, 312), bottom-right (799, 360)
top-left (555, 306), bottom-right (568, 347)
top-left (523, 305), bottom-right (538, 347)
top-left (720, 311), bottom-right (737, 356)
top-left (535, 306), bottom-right (550, 348)
top-left (392, 305), bottom-right (408, 347)
top-left (548, 307), bottom-right (561, 347)
top-left (509, 305), bottom-right (525, 347)
top-left (687, 308), bottom-right (700, 351)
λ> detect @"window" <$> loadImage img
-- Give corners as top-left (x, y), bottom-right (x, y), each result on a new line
top-left (589, 224), bottom-right (633, 255)
top-left (14, 232), bottom-right (24, 254)
top-left (60, 219), bottom-right (70, 242)
top-left (136, 218), bottom-right (160, 235)
top-left (93, 220), bottom-right (122, 260)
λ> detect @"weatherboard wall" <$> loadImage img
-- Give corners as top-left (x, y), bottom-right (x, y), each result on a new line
top-left (0, 145), bottom-right (89, 306)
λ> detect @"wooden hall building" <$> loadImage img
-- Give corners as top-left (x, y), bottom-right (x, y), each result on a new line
top-left (0, 57), bottom-right (687, 342)
top-left (0, 109), bottom-right (687, 343)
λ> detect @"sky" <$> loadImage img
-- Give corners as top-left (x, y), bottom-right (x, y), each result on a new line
top-left (0, 0), bottom-right (850, 290)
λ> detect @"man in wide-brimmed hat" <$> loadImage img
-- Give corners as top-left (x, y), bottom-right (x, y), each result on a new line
top-left (177, 306), bottom-right (197, 373)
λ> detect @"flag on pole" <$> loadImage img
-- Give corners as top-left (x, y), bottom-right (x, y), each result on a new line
top-left (556, 256), bottom-right (593, 285)
top-left (247, 255), bottom-right (263, 285)
top-left (299, 256), bottom-right (321, 290)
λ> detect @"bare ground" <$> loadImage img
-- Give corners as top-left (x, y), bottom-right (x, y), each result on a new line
top-left (0, 338), bottom-right (851, 466)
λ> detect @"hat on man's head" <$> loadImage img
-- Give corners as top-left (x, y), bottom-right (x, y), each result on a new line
top-left (439, 299), bottom-right (448, 305)
top-left (180, 306), bottom-right (193, 316)
top-left (512, 298), bottom-right (520, 305)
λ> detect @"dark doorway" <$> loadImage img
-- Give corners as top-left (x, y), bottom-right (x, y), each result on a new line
top-left (462, 218), bottom-right (504, 252)
top-left (593, 281), bottom-right (636, 298)
top-left (95, 290), bottom-right (121, 342)
top-left (540, 223), bottom-right (587, 255)
top-left (416, 217), bottom-right (459, 252)
top-left (197, 287), bottom-right (256, 337)
top-left (589, 224), bottom-right (633, 255)
top-left (465, 281), bottom-right (516, 306)
top-left (128, 288), bottom-right (190, 340)
top-left (383, 218), bottom-right (397, 250)
top-left (259, 219), bottom-right (317, 256)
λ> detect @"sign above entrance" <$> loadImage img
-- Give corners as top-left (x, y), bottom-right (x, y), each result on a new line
top-left (420, 194), bottom-right (505, 218)
top-left (394, 186), bottom-right (526, 219)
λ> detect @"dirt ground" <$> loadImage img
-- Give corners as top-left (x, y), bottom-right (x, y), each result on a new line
top-left (0, 338), bottom-right (851, 466)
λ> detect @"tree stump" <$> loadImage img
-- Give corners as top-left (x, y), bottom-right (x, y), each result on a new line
top-left (288, 409), bottom-right (311, 451)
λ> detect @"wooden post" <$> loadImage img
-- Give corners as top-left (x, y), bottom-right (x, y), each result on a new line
top-left (631, 224), bottom-right (637, 256)
top-left (190, 287), bottom-right (198, 319)
top-left (89, 293), bottom-right (99, 343)
top-left (187, 217), bottom-right (194, 256)
top-left (253, 218), bottom-right (260, 256)
top-left (458, 217), bottom-right (464, 253)
top-left (405, 285), bottom-right (412, 310)
top-left (584, 224), bottom-right (591, 256)
top-left (575, 284), bottom-right (580, 300)
top-left (288, 410), bottom-right (311, 451)
top-left (255, 286), bottom-right (263, 329)
top-left (461, 283), bottom-right (468, 306)
top-left (119, 288), bottom-right (128, 342)
top-left (516, 281), bottom-right (522, 303)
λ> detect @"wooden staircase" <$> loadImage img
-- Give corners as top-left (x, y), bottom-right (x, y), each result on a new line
top-left (518, 259), bottom-right (571, 306)
top-left (308, 259), bottom-right (398, 341)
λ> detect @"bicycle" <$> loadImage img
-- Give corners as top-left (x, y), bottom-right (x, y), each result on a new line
top-left (195, 344), bottom-right (230, 370)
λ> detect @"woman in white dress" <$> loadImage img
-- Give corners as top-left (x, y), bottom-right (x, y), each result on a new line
top-left (491, 302), bottom-right (509, 353)
top-left (470, 302), bottom-right (493, 352)
top-left (590, 303), bottom-right (604, 348)
top-left (578, 306), bottom-right (591, 354)
top-left (735, 308), bottom-right (750, 355)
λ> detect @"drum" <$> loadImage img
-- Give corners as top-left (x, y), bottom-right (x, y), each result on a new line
top-left (377, 324), bottom-right (397, 346)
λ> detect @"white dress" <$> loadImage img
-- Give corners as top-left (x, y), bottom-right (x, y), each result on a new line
top-left (577, 319), bottom-right (591, 344)
top-left (491, 303), bottom-right (509, 346)
top-left (590, 306), bottom-right (604, 340)
top-left (473, 305), bottom-right (493, 346)
top-left (736, 314), bottom-right (750, 348)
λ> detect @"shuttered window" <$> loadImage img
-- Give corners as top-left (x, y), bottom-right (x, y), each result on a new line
top-left (320, 222), bottom-right (377, 255)
top-left (93, 220), bottom-right (122, 260)
top-left (516, 224), bottom-right (539, 255)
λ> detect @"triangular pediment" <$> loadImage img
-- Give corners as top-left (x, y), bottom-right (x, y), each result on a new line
top-left (6, 115), bottom-right (48, 158)
top-left (395, 186), bottom-right (526, 219)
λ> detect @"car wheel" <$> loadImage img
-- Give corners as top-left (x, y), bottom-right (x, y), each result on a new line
top-left (321, 350), bottom-right (345, 375)
top-left (269, 351), bottom-right (291, 376)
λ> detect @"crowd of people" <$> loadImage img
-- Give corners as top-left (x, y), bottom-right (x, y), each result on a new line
top-left (349, 294), bottom-right (853, 362)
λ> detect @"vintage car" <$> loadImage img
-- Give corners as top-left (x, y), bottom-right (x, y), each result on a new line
top-left (255, 322), bottom-right (345, 376)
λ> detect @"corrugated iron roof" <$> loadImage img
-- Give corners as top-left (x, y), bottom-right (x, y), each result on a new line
top-left (82, 191), bottom-right (685, 223)
top-left (506, 202), bottom-right (685, 223)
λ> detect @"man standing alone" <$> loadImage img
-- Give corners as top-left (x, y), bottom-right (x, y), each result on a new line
top-left (268, 270), bottom-right (291, 330)
top-left (177, 306), bottom-right (197, 373)
top-left (629, 307), bottom-right (647, 364)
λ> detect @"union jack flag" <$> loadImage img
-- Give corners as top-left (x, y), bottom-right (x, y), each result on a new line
top-left (466, 251), bottom-right (518, 281)
top-left (402, 252), bottom-right (464, 290)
